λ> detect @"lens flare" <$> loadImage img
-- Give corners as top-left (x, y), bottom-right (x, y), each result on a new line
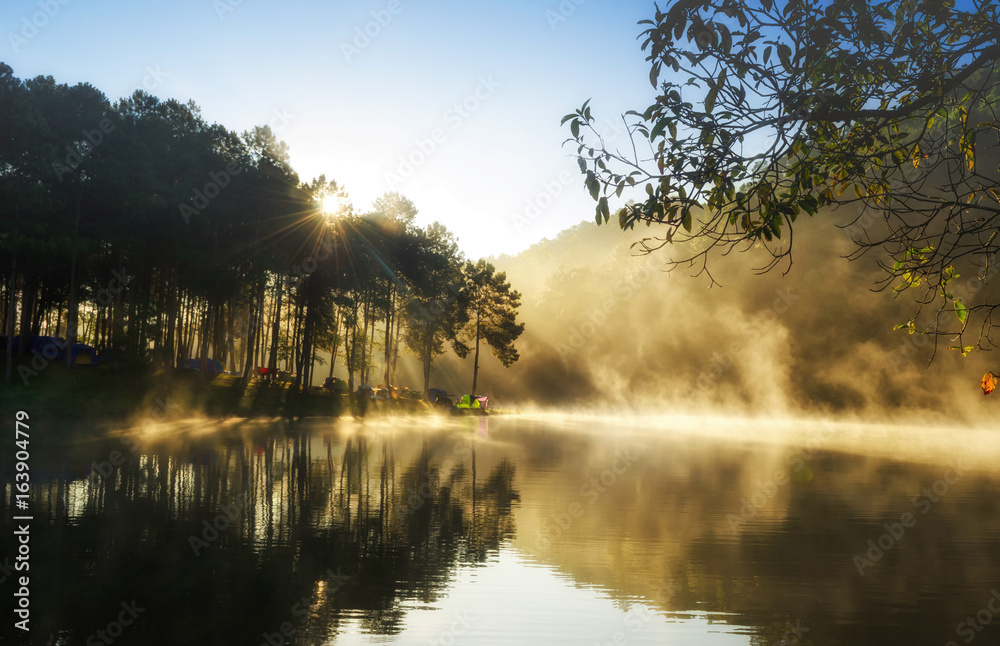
top-left (320, 194), bottom-right (340, 215)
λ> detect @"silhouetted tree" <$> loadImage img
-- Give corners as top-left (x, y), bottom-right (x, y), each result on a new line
top-left (460, 259), bottom-right (523, 395)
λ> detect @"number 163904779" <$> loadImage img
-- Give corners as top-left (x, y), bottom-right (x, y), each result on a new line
top-left (14, 411), bottom-right (30, 508)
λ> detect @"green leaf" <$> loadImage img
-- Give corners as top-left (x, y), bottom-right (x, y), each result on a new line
top-left (649, 118), bottom-right (670, 141)
top-left (598, 196), bottom-right (610, 223)
top-left (777, 43), bottom-right (792, 68)
top-left (955, 299), bottom-right (967, 323)
top-left (705, 88), bottom-right (718, 114)
top-left (585, 171), bottom-right (600, 200)
top-left (570, 119), bottom-right (580, 139)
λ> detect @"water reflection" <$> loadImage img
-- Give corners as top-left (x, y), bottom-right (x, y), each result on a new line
top-left (507, 416), bottom-right (1000, 646)
top-left (1, 418), bottom-right (517, 645)
top-left (1, 415), bottom-right (999, 645)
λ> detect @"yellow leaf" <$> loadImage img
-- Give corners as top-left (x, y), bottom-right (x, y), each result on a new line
top-left (982, 372), bottom-right (997, 395)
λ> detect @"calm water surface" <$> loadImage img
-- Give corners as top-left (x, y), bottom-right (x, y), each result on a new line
top-left (2, 413), bottom-right (999, 645)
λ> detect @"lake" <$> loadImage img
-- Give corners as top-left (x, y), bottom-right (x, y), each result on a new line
top-left (2, 413), bottom-right (999, 645)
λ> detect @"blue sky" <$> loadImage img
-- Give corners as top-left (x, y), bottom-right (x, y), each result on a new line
top-left (2, 0), bottom-right (659, 259)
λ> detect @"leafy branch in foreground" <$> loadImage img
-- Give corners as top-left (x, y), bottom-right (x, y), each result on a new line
top-left (563, 0), bottom-right (1000, 354)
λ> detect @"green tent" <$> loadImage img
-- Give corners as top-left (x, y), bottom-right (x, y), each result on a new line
top-left (456, 395), bottom-right (481, 409)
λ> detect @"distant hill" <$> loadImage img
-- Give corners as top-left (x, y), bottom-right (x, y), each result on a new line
top-left (424, 214), bottom-right (997, 422)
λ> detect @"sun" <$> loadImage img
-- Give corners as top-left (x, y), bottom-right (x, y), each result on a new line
top-left (320, 194), bottom-right (341, 216)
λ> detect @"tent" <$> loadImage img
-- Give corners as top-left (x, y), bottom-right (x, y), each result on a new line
top-left (9, 335), bottom-right (98, 366)
top-left (427, 388), bottom-right (452, 406)
top-left (69, 343), bottom-right (98, 365)
top-left (323, 377), bottom-right (349, 392)
top-left (180, 358), bottom-right (224, 373)
top-left (456, 395), bottom-right (489, 410)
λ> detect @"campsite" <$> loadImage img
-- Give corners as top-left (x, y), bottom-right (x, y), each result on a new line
top-left (3, 0), bottom-right (1000, 644)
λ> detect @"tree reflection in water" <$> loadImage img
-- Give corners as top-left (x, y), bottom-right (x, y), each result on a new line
top-left (0, 419), bottom-right (517, 645)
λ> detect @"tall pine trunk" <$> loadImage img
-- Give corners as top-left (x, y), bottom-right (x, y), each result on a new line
top-left (471, 318), bottom-right (481, 395)
top-left (382, 287), bottom-right (393, 387)
top-left (4, 254), bottom-right (16, 384)
top-left (391, 305), bottom-right (401, 384)
top-left (65, 192), bottom-right (81, 367)
top-left (267, 275), bottom-right (283, 377)
top-left (421, 338), bottom-right (432, 394)
top-left (165, 274), bottom-right (177, 368)
top-left (18, 270), bottom-right (36, 362)
top-left (328, 316), bottom-right (340, 379)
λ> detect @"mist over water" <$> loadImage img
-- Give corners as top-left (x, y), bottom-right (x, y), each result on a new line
top-left (5, 413), bottom-right (998, 646)
top-left (420, 211), bottom-right (1000, 423)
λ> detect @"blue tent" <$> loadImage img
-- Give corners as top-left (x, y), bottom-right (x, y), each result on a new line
top-left (8, 335), bottom-right (98, 365)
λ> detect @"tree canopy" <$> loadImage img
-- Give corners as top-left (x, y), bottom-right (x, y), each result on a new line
top-left (460, 259), bottom-right (524, 395)
top-left (563, 0), bottom-right (1000, 353)
top-left (0, 62), bottom-right (522, 396)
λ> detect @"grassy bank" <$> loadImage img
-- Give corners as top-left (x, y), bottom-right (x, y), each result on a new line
top-left (0, 363), bottom-right (350, 422)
